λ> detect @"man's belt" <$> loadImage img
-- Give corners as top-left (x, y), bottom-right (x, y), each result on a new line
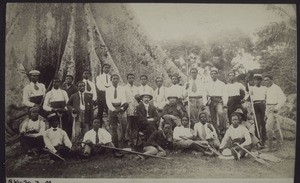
top-left (189, 96), bottom-right (202, 99)
top-left (112, 102), bottom-right (121, 108)
top-left (29, 95), bottom-right (43, 104)
top-left (267, 103), bottom-right (277, 105)
top-left (253, 100), bottom-right (265, 104)
top-left (50, 101), bottom-right (66, 108)
top-left (228, 95), bottom-right (240, 99)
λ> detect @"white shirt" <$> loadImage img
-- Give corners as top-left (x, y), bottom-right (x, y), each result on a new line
top-left (83, 79), bottom-right (97, 101)
top-left (20, 118), bottom-right (46, 135)
top-left (249, 86), bottom-right (267, 101)
top-left (43, 127), bottom-right (72, 153)
top-left (219, 125), bottom-right (252, 149)
top-left (266, 83), bottom-right (286, 109)
top-left (167, 84), bottom-right (185, 99)
top-left (23, 82), bottom-right (46, 107)
top-left (106, 85), bottom-right (127, 111)
top-left (153, 86), bottom-right (168, 109)
top-left (78, 91), bottom-right (85, 110)
top-left (43, 88), bottom-right (69, 111)
top-left (186, 78), bottom-right (207, 104)
top-left (137, 84), bottom-right (154, 96)
top-left (124, 83), bottom-right (138, 116)
top-left (226, 82), bottom-right (246, 97)
top-left (193, 122), bottom-right (218, 140)
top-left (173, 126), bottom-right (194, 141)
top-left (95, 73), bottom-right (112, 91)
top-left (206, 79), bottom-right (228, 105)
top-left (83, 128), bottom-right (112, 145)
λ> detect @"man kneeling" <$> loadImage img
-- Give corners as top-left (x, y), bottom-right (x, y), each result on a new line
top-left (82, 118), bottom-right (123, 158)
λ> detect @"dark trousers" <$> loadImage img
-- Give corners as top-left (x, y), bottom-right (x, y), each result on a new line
top-left (127, 116), bottom-right (139, 145)
top-left (227, 96), bottom-right (243, 121)
top-left (59, 112), bottom-right (71, 139)
top-left (19, 134), bottom-right (45, 152)
top-left (254, 102), bottom-right (266, 144)
top-left (108, 110), bottom-right (127, 148)
top-left (98, 91), bottom-right (108, 124)
top-left (51, 144), bottom-right (71, 159)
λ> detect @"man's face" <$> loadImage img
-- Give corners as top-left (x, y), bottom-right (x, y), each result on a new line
top-left (30, 109), bottom-right (39, 121)
top-left (210, 72), bottom-right (218, 81)
top-left (142, 95), bottom-right (151, 104)
top-left (103, 66), bottom-right (110, 74)
top-left (163, 124), bottom-right (172, 135)
top-left (51, 120), bottom-right (59, 128)
top-left (254, 78), bottom-right (262, 86)
top-left (171, 76), bottom-right (179, 85)
top-left (83, 71), bottom-right (90, 79)
top-left (65, 76), bottom-right (73, 85)
top-left (199, 113), bottom-right (207, 124)
top-left (264, 77), bottom-right (273, 87)
top-left (53, 79), bottom-right (61, 89)
top-left (168, 97), bottom-right (177, 104)
top-left (228, 74), bottom-right (235, 82)
top-left (31, 75), bottom-right (39, 83)
top-left (92, 119), bottom-right (101, 131)
top-left (191, 70), bottom-right (198, 79)
top-left (140, 76), bottom-right (148, 86)
top-left (156, 78), bottom-right (163, 87)
top-left (181, 117), bottom-right (189, 127)
top-left (127, 75), bottom-right (135, 85)
top-left (112, 76), bottom-right (120, 86)
top-left (78, 83), bottom-right (85, 92)
top-left (231, 115), bottom-right (240, 128)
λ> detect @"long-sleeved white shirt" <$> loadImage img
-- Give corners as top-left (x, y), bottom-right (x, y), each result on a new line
top-left (266, 83), bottom-right (286, 109)
top-left (206, 79), bottom-right (228, 105)
top-left (43, 88), bottom-right (69, 111)
top-left (153, 86), bottom-right (168, 110)
top-left (83, 128), bottom-right (112, 145)
top-left (137, 84), bottom-right (154, 96)
top-left (43, 127), bottom-right (72, 153)
top-left (82, 79), bottom-right (97, 101)
top-left (186, 78), bottom-right (207, 104)
top-left (226, 82), bottom-right (246, 98)
top-left (20, 118), bottom-right (46, 135)
top-left (219, 125), bottom-right (252, 149)
top-left (193, 122), bottom-right (218, 140)
top-left (106, 85), bottom-right (127, 111)
top-left (249, 86), bottom-right (267, 101)
top-left (124, 83), bottom-right (138, 116)
top-left (95, 73), bottom-right (112, 91)
top-left (23, 82), bottom-right (46, 107)
top-left (167, 84), bottom-right (186, 99)
top-left (173, 126), bottom-right (194, 141)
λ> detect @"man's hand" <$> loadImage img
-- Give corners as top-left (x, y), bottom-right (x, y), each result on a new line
top-left (185, 83), bottom-right (190, 90)
top-left (176, 106), bottom-right (182, 111)
top-left (147, 118), bottom-right (155, 122)
top-left (207, 124), bottom-right (214, 132)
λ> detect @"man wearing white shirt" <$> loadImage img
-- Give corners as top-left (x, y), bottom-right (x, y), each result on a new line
top-left (153, 77), bottom-right (168, 112)
top-left (137, 75), bottom-right (154, 100)
top-left (249, 74), bottom-right (267, 147)
top-left (124, 73), bottom-right (139, 145)
top-left (263, 74), bottom-right (286, 152)
top-left (43, 77), bottom-right (70, 137)
top-left (185, 68), bottom-right (207, 126)
top-left (106, 74), bottom-right (129, 148)
top-left (206, 67), bottom-right (228, 138)
top-left (95, 64), bottom-right (112, 122)
top-left (167, 74), bottom-right (186, 103)
top-left (226, 71), bottom-right (246, 119)
top-left (82, 69), bottom-right (97, 102)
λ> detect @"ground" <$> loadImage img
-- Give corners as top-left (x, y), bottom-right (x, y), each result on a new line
top-left (6, 141), bottom-right (295, 178)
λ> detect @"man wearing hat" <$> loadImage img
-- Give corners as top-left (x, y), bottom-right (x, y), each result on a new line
top-left (249, 74), bottom-right (267, 147)
top-left (95, 64), bottom-right (112, 123)
top-left (106, 74), bottom-right (129, 148)
top-left (43, 113), bottom-right (72, 160)
top-left (62, 75), bottom-right (78, 98)
top-left (206, 67), bottom-right (228, 138)
top-left (263, 74), bottom-right (286, 152)
top-left (136, 90), bottom-right (159, 139)
top-left (82, 69), bottom-right (97, 102)
top-left (19, 107), bottom-right (46, 156)
top-left (43, 77), bottom-right (70, 136)
top-left (67, 81), bottom-right (94, 141)
top-left (226, 70), bottom-right (247, 118)
top-left (23, 70), bottom-right (46, 117)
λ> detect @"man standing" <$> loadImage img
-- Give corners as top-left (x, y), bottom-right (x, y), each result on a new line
top-left (67, 81), bottom-right (94, 141)
top-left (226, 71), bottom-right (246, 118)
top-left (185, 68), bottom-right (207, 125)
top-left (95, 64), bottom-right (112, 123)
top-left (43, 77), bottom-right (69, 136)
top-left (82, 69), bottom-right (97, 102)
top-left (249, 74), bottom-right (267, 147)
top-left (206, 67), bottom-right (228, 138)
top-left (106, 74), bottom-right (129, 148)
top-left (137, 75), bottom-right (154, 99)
top-left (62, 75), bottom-right (78, 98)
top-left (153, 77), bottom-right (168, 114)
top-left (167, 74), bottom-right (186, 102)
top-left (23, 70), bottom-right (46, 117)
top-left (263, 74), bottom-right (286, 152)
top-left (124, 73), bottom-right (139, 146)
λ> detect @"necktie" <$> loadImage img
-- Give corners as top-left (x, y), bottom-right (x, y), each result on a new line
top-left (86, 81), bottom-right (91, 92)
top-left (201, 124), bottom-right (206, 140)
top-left (53, 128), bottom-right (57, 131)
top-left (80, 92), bottom-right (84, 105)
top-left (114, 87), bottom-right (117, 99)
top-left (95, 130), bottom-right (99, 144)
top-left (158, 87), bottom-right (160, 95)
top-left (34, 84), bottom-right (39, 91)
top-left (192, 80), bottom-right (197, 93)
top-left (106, 74), bottom-right (108, 84)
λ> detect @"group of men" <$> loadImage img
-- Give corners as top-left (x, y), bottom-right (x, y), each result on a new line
top-left (20, 63), bottom-right (286, 161)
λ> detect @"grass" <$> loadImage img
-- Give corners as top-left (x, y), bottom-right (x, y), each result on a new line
top-left (6, 141), bottom-right (295, 179)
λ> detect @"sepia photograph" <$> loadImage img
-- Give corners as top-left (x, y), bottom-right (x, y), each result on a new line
top-left (5, 3), bottom-right (296, 182)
